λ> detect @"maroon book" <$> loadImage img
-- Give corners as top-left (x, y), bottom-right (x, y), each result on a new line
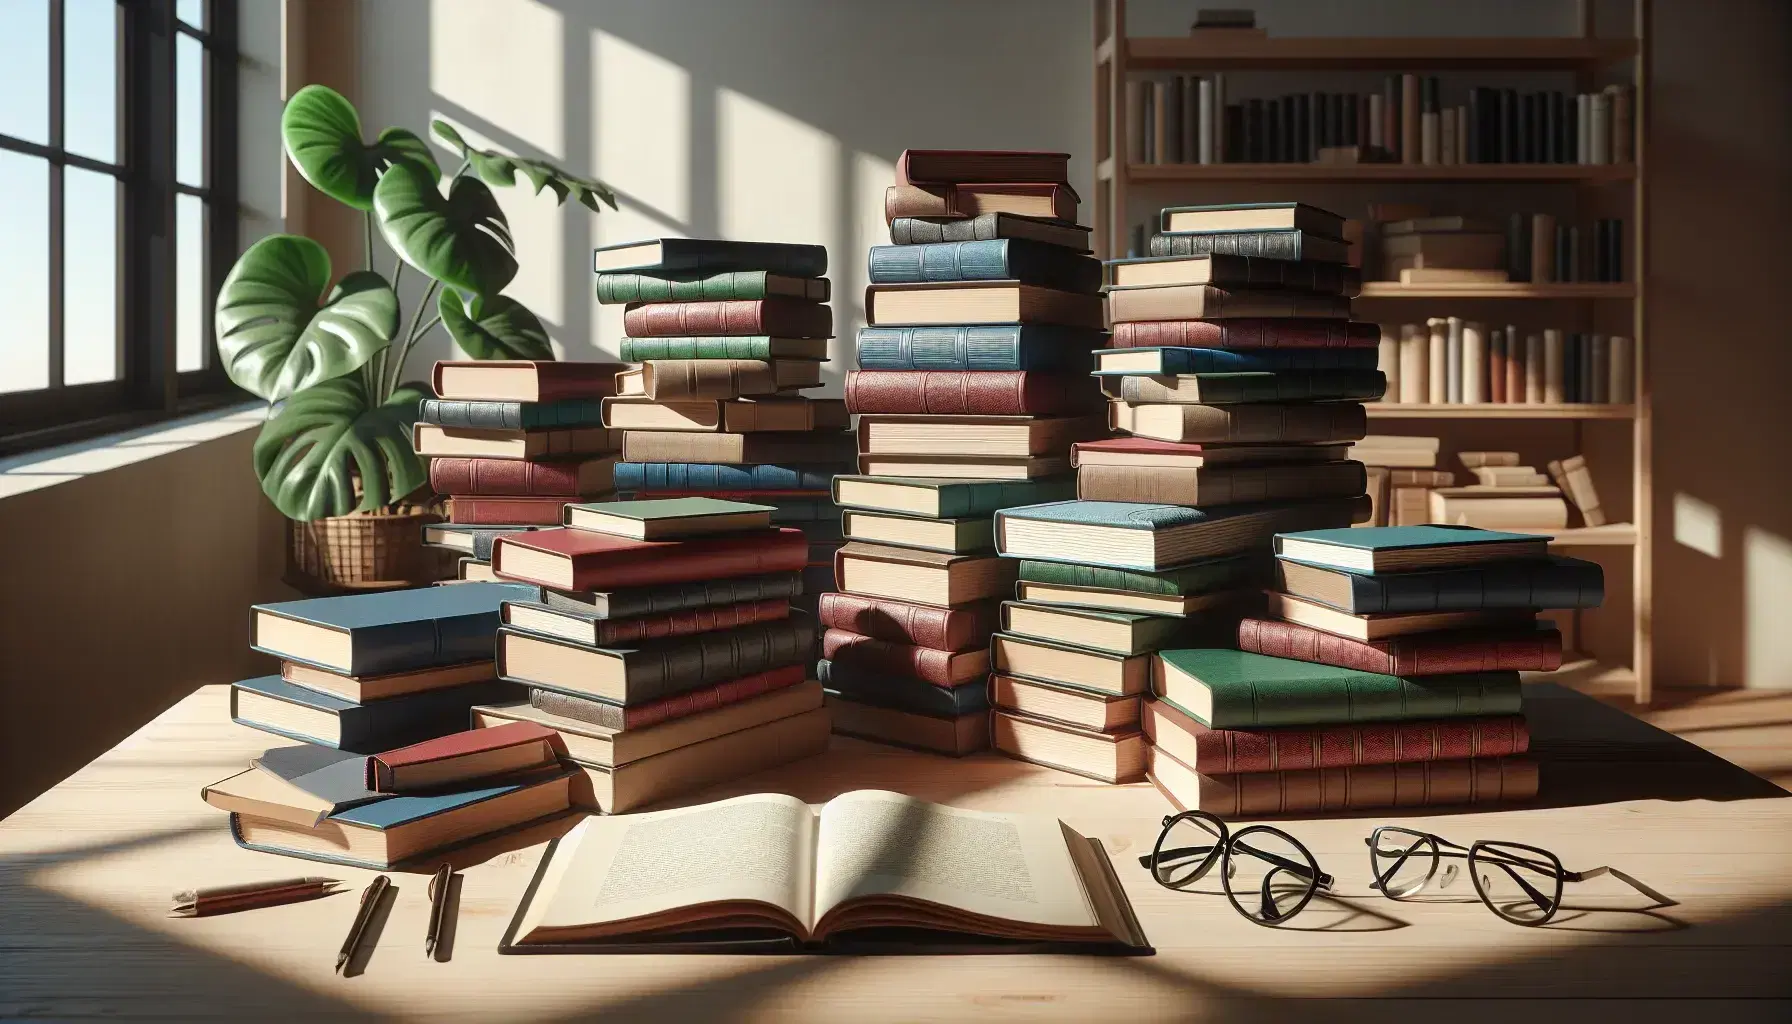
top-left (492, 527), bottom-right (808, 591)
top-left (1109, 319), bottom-right (1381, 350)
top-left (504, 597), bottom-right (791, 648)
top-left (622, 299), bottom-right (833, 339)
top-left (429, 456), bottom-right (616, 497)
top-left (448, 496), bottom-right (571, 525)
top-left (816, 593), bottom-right (999, 653)
top-left (1144, 698), bottom-right (1530, 775)
top-left (1237, 618), bottom-right (1565, 675)
top-left (365, 721), bottom-right (562, 792)
top-left (821, 628), bottom-right (986, 688)
top-left (844, 370), bottom-right (1098, 416)
top-left (895, 149), bottom-right (1070, 187)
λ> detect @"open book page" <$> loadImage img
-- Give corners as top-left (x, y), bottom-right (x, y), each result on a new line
top-left (520, 793), bottom-right (816, 939)
top-left (810, 790), bottom-right (1099, 933)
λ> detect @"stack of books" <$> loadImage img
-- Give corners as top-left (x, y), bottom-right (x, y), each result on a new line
top-left (820, 149), bottom-right (1105, 755)
top-left (594, 237), bottom-right (847, 614)
top-left (1142, 525), bottom-right (1603, 816)
top-left (416, 360), bottom-right (625, 581)
top-left (479, 497), bottom-right (830, 812)
top-left (1430, 451), bottom-right (1569, 530)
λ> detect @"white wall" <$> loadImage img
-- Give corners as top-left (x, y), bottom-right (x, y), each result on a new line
top-left (353, 0), bottom-right (1093, 396)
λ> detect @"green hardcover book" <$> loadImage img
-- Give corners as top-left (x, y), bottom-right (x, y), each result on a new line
top-left (1015, 555), bottom-right (1261, 596)
top-left (619, 336), bottom-right (831, 362)
top-left (831, 475), bottom-right (1076, 520)
top-left (1098, 369), bottom-right (1387, 405)
top-left (561, 497), bottom-right (776, 540)
top-left (596, 270), bottom-right (830, 305)
top-left (1153, 648), bottom-right (1522, 728)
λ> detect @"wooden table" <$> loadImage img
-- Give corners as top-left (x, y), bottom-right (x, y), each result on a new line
top-left (3, 683), bottom-right (1790, 1022)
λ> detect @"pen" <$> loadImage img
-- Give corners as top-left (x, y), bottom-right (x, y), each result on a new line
top-left (171, 877), bottom-right (345, 918)
top-left (425, 863), bottom-right (454, 959)
top-left (336, 874), bottom-right (391, 974)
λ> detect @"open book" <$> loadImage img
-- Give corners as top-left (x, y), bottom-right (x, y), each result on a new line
top-left (503, 790), bottom-right (1150, 955)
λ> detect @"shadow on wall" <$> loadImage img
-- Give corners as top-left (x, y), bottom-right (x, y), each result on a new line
top-left (352, 0), bottom-right (1093, 396)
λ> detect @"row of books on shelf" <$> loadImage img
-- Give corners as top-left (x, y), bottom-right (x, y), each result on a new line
top-left (1370, 213), bottom-right (1624, 285)
top-left (1375, 320), bottom-right (1634, 405)
top-left (1127, 76), bottom-right (1633, 167)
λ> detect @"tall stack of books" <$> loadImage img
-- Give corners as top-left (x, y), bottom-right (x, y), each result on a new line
top-left (821, 149), bottom-right (1105, 755)
top-left (1144, 525), bottom-right (1602, 817)
top-left (204, 582), bottom-right (572, 868)
top-left (984, 200), bottom-right (1378, 784)
top-left (416, 360), bottom-right (625, 581)
top-left (480, 497), bottom-right (829, 813)
top-left (594, 237), bottom-right (848, 615)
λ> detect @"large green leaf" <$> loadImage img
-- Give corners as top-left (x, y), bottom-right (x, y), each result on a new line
top-left (215, 235), bottom-right (398, 402)
top-left (282, 85), bottom-right (439, 211)
top-left (439, 291), bottom-right (552, 360)
top-left (430, 119), bottom-right (618, 213)
top-left (374, 161), bottom-right (518, 296)
top-left (253, 375), bottom-right (429, 521)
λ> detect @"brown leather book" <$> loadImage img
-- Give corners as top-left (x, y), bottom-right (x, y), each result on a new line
top-left (601, 397), bottom-right (848, 433)
top-left (429, 456), bottom-right (616, 497)
top-left (432, 360), bottom-right (627, 402)
top-left (621, 430), bottom-right (857, 466)
top-left (1149, 743), bottom-right (1539, 818)
top-left (1077, 460), bottom-right (1367, 506)
top-left (1237, 618), bottom-right (1563, 675)
top-left (826, 696), bottom-right (987, 757)
top-left (816, 593), bottom-right (998, 652)
top-left (821, 628), bottom-right (990, 688)
top-left (449, 496), bottom-right (582, 526)
top-left (1110, 400), bottom-right (1368, 444)
top-left (622, 299), bottom-right (833, 339)
top-left (1109, 319), bottom-right (1379, 350)
top-left (866, 282), bottom-right (1105, 330)
top-left (884, 182), bottom-right (1077, 222)
top-left (629, 359), bottom-right (823, 401)
top-left (1143, 698), bottom-right (1530, 775)
top-left (1107, 285), bottom-right (1352, 323)
top-left (895, 149), bottom-right (1070, 186)
top-left (991, 710), bottom-right (1146, 784)
top-left (846, 371), bottom-right (1099, 416)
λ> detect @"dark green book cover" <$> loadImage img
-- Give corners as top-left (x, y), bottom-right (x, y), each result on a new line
top-left (1154, 649), bottom-right (1522, 728)
top-left (619, 335), bottom-right (826, 361)
top-left (1015, 555), bottom-right (1262, 595)
top-left (596, 270), bottom-right (827, 304)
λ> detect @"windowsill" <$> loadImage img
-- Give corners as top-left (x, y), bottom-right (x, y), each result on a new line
top-left (0, 401), bottom-right (265, 500)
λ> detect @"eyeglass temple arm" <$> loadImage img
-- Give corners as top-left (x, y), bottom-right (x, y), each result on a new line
top-left (1567, 865), bottom-right (1678, 907)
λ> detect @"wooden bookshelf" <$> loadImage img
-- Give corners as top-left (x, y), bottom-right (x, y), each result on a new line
top-left (1092, 0), bottom-right (1653, 702)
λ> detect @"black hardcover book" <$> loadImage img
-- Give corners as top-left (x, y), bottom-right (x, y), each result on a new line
top-left (1518, 94), bottom-right (1535, 163)
top-left (1244, 98), bottom-right (1263, 161)
top-left (1382, 77), bottom-right (1400, 158)
top-left (1281, 95), bottom-right (1298, 162)
top-left (1577, 333), bottom-right (1594, 403)
top-left (1488, 89), bottom-right (1505, 163)
top-left (1295, 92), bottom-right (1311, 161)
top-left (1265, 96), bottom-right (1282, 163)
top-left (1554, 224), bottom-right (1571, 283)
top-left (1592, 221), bottom-right (1609, 282)
top-left (1563, 333), bottom-right (1581, 403)
top-left (1567, 225), bottom-right (1583, 282)
top-left (1543, 92), bottom-right (1560, 163)
top-left (1421, 77), bottom-right (1438, 115)
top-left (1506, 213), bottom-right (1530, 281)
top-left (1466, 87), bottom-right (1483, 163)
top-left (1330, 92), bottom-right (1347, 147)
top-left (1307, 91), bottom-right (1324, 152)
top-left (1224, 104), bottom-right (1244, 162)
top-left (1500, 88), bottom-right (1518, 164)
top-left (1563, 94), bottom-right (1578, 165)
top-left (1343, 92), bottom-right (1358, 149)
top-left (1609, 219), bottom-right (1625, 282)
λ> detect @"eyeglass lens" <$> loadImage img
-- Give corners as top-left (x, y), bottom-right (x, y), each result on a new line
top-left (1151, 813), bottom-right (1224, 889)
top-left (1470, 841), bottom-right (1565, 925)
top-left (1223, 826), bottom-right (1321, 925)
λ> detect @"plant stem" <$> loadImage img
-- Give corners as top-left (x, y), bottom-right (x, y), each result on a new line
top-left (387, 279), bottom-right (440, 397)
top-left (363, 212), bottom-right (374, 271)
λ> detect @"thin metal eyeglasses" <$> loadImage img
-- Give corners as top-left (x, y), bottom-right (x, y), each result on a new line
top-left (1139, 810), bottom-right (1334, 926)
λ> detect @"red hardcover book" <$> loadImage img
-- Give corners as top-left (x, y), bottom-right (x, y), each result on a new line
top-left (492, 526), bottom-right (807, 591)
top-left (528, 664), bottom-right (808, 732)
top-left (884, 183), bottom-right (1078, 222)
top-left (895, 149), bottom-right (1071, 186)
top-left (1237, 618), bottom-right (1565, 675)
top-left (622, 299), bottom-right (833, 339)
top-left (1143, 698), bottom-right (1530, 775)
top-left (612, 490), bottom-right (830, 500)
top-left (816, 593), bottom-right (999, 653)
top-left (844, 371), bottom-right (1098, 416)
top-left (429, 456), bottom-right (617, 497)
top-left (820, 628), bottom-right (989, 688)
top-left (448, 496), bottom-right (575, 525)
top-left (504, 597), bottom-right (791, 649)
top-left (365, 721), bottom-right (562, 792)
top-left (431, 360), bottom-right (625, 402)
top-left (1109, 319), bottom-right (1381, 350)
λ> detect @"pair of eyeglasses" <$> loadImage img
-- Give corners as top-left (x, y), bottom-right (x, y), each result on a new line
top-left (1367, 826), bottom-right (1671, 926)
top-left (1137, 810), bottom-right (1334, 926)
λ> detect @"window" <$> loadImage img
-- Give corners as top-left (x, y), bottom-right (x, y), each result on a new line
top-left (0, 0), bottom-right (238, 452)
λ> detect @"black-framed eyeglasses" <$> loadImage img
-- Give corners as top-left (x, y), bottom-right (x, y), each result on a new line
top-left (1139, 810), bottom-right (1334, 926)
top-left (1367, 826), bottom-right (1671, 926)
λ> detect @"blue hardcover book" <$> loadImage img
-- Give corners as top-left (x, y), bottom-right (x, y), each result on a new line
top-left (616, 462), bottom-right (842, 493)
top-left (593, 237), bottom-right (827, 277)
top-left (817, 660), bottom-right (990, 717)
top-left (227, 769), bottom-right (572, 869)
top-left (252, 582), bottom-right (536, 676)
top-left (761, 497), bottom-right (840, 523)
top-left (1276, 554), bottom-right (1605, 614)
top-left (230, 675), bottom-right (522, 753)
top-left (997, 497), bottom-right (1369, 571)
top-left (419, 398), bottom-right (607, 430)
top-left (1092, 346), bottom-right (1380, 375)
top-left (867, 239), bottom-right (1102, 293)
top-left (855, 324), bottom-right (1105, 372)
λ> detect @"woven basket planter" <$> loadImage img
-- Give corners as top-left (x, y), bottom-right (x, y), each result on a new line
top-left (288, 505), bottom-right (457, 589)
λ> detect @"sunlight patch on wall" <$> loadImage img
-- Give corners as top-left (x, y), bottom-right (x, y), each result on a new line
top-left (592, 30), bottom-right (689, 226)
top-left (1744, 527), bottom-right (1792, 689)
top-left (1672, 492), bottom-right (1722, 559)
top-left (717, 88), bottom-right (837, 248)
top-left (429, 0), bottom-right (564, 159)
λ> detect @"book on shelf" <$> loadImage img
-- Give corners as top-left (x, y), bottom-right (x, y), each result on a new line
top-left (868, 239), bottom-right (1101, 293)
top-left (990, 674), bottom-right (1142, 734)
top-left (856, 415), bottom-right (1103, 457)
top-left (619, 359), bottom-right (824, 401)
top-left (856, 453), bottom-right (1070, 481)
top-left (1274, 554), bottom-right (1605, 613)
top-left (816, 593), bottom-right (998, 653)
top-left (865, 282), bottom-right (1104, 330)
top-left (622, 299), bottom-right (833, 340)
top-left (420, 397), bottom-right (607, 432)
top-left (1265, 592), bottom-right (1535, 642)
top-left (449, 496), bottom-right (588, 527)
top-left (1236, 617), bottom-right (1565, 675)
top-left (992, 711), bottom-right (1146, 785)
top-left (845, 370), bottom-right (1098, 417)
top-left (501, 597), bottom-right (790, 649)
top-left (593, 238), bottom-right (827, 276)
top-left (1548, 455), bottom-right (1607, 526)
top-left (1096, 368), bottom-right (1386, 405)
top-left (995, 497), bottom-right (1369, 572)
top-left (1472, 466), bottom-right (1549, 487)
top-left (831, 475), bottom-right (1074, 519)
top-left (992, 634), bottom-right (1151, 696)
top-left (833, 542), bottom-right (1016, 607)
top-left (817, 660), bottom-right (989, 718)
top-left (841, 510), bottom-right (994, 555)
top-left (1108, 318), bottom-right (1377, 350)
top-left (562, 497), bottom-right (775, 540)
top-left (412, 424), bottom-right (619, 461)
top-left (855, 324), bottom-right (1102, 372)
top-left (821, 629), bottom-right (990, 688)
top-left (490, 527), bottom-right (807, 592)
top-left (618, 336), bottom-right (830, 362)
top-left (1072, 438), bottom-right (1350, 469)
top-left (1274, 524), bottom-right (1548, 573)
top-left (1076, 459), bottom-right (1368, 507)
top-left (251, 583), bottom-right (537, 677)
top-left (365, 722), bottom-right (561, 794)
top-left (826, 696), bottom-right (988, 757)
top-left (563, 707), bottom-right (831, 815)
top-left (1109, 400), bottom-right (1368, 445)
top-left (594, 270), bottom-right (828, 305)
top-left (1428, 488), bottom-right (1569, 530)
top-left (429, 456), bottom-right (617, 498)
top-left (432, 360), bottom-right (627, 403)
top-left (458, 559), bottom-right (499, 582)
top-left (1148, 744), bottom-right (1538, 819)
top-left (887, 212), bottom-right (1091, 251)
top-left (1094, 346), bottom-right (1379, 375)
top-left (502, 790), bottom-right (1149, 953)
top-left (230, 675), bottom-right (521, 754)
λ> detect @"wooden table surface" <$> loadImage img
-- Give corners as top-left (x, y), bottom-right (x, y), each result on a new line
top-left (3, 682), bottom-right (1790, 1022)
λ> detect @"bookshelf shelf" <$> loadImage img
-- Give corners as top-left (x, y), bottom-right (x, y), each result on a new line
top-left (1509, 524), bottom-right (1639, 546)
top-left (1121, 163), bottom-right (1635, 184)
top-left (1124, 35), bottom-right (1639, 72)
top-left (1366, 403), bottom-right (1635, 420)
top-left (1357, 282), bottom-right (1636, 300)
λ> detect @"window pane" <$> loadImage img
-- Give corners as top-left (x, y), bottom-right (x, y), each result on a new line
top-left (176, 32), bottom-right (204, 186)
top-left (176, 194), bottom-right (206, 371)
top-left (64, 0), bottom-right (119, 164)
top-left (0, 0), bottom-right (49, 144)
top-left (64, 168), bottom-right (120, 385)
top-left (0, 152), bottom-right (50, 393)
top-left (177, 0), bottom-right (205, 29)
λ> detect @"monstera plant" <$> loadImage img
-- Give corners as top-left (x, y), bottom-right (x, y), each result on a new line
top-left (216, 85), bottom-right (617, 524)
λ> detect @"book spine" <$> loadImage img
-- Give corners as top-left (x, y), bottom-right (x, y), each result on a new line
top-left (1543, 329), bottom-right (1566, 403)
top-left (1398, 323), bottom-right (1426, 403)
top-left (1377, 327), bottom-right (1401, 403)
top-left (867, 240), bottom-right (1089, 288)
top-left (1077, 461), bottom-right (1367, 506)
top-left (1524, 334), bottom-right (1544, 403)
top-left (1197, 78), bottom-right (1216, 164)
top-left (623, 431), bottom-right (850, 467)
top-left (1489, 328), bottom-right (1508, 403)
top-left (1204, 670), bottom-right (1524, 728)
top-left (1145, 229), bottom-right (1308, 261)
top-left (1462, 321), bottom-right (1487, 404)
top-left (614, 463), bottom-right (839, 493)
top-left (1159, 705), bottom-right (1532, 776)
top-left (615, 618), bottom-right (816, 706)
top-left (1445, 317), bottom-right (1463, 403)
top-left (530, 663), bottom-right (806, 731)
top-left (816, 593), bottom-right (996, 652)
top-left (1400, 74), bottom-right (1418, 162)
top-left (337, 681), bottom-right (519, 752)
top-left (429, 458), bottom-right (600, 497)
top-left (822, 629), bottom-right (963, 688)
top-left (640, 360), bottom-right (781, 401)
top-left (622, 299), bottom-right (832, 339)
top-left (1117, 369), bottom-right (1385, 405)
top-left (1426, 318), bottom-right (1447, 403)
top-left (591, 598), bottom-right (790, 649)
top-left (844, 370), bottom-right (1093, 416)
top-left (596, 271), bottom-right (780, 304)
top-left (563, 572), bottom-right (804, 620)
top-left (817, 660), bottom-right (989, 717)
top-left (449, 497), bottom-right (573, 526)
top-left (855, 325), bottom-right (1022, 371)
top-left (642, 240), bottom-right (826, 278)
top-left (1288, 560), bottom-right (1603, 613)
top-left (1109, 319), bottom-right (1378, 350)
top-left (620, 336), bottom-right (780, 361)
top-left (1609, 335), bottom-right (1634, 404)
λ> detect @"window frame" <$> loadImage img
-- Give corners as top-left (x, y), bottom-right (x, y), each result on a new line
top-left (0, 0), bottom-right (240, 456)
